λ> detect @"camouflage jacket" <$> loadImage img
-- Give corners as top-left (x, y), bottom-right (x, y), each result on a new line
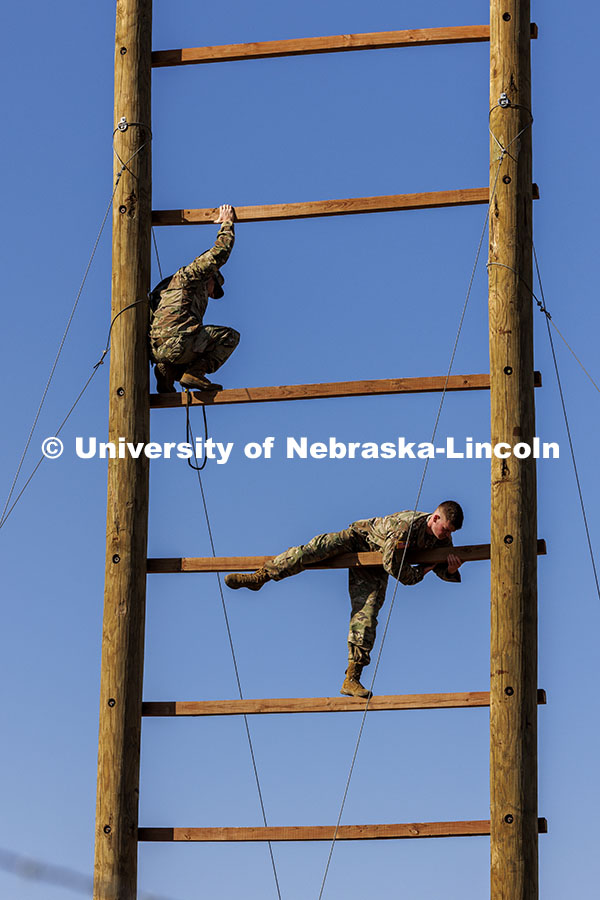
top-left (149, 223), bottom-right (235, 343)
top-left (351, 510), bottom-right (461, 586)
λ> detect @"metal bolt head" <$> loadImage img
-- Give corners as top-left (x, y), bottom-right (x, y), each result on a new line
top-left (117, 116), bottom-right (128, 132)
top-left (103, 825), bottom-right (112, 834)
top-left (505, 686), bottom-right (514, 696)
top-left (504, 814), bottom-right (514, 824)
top-left (112, 554), bottom-right (120, 564)
top-left (503, 175), bottom-right (512, 184)
top-left (119, 205), bottom-right (127, 215)
top-left (504, 366), bottom-right (513, 375)
top-left (504, 535), bottom-right (513, 545)
top-left (503, 12), bottom-right (511, 21)
top-left (498, 92), bottom-right (511, 108)
top-left (108, 698), bottom-right (116, 708)
top-left (120, 47), bottom-right (127, 55)
top-left (117, 387), bottom-right (125, 396)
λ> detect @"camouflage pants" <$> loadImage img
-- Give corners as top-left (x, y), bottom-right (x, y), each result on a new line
top-left (263, 527), bottom-right (388, 666)
top-left (151, 324), bottom-right (240, 374)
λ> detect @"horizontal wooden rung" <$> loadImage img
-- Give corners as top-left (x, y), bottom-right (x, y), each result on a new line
top-left (150, 371), bottom-right (543, 408)
top-left (142, 689), bottom-right (547, 717)
top-left (147, 540), bottom-right (547, 574)
top-left (151, 24), bottom-right (537, 68)
top-left (152, 185), bottom-right (539, 226)
top-left (139, 818), bottom-right (548, 842)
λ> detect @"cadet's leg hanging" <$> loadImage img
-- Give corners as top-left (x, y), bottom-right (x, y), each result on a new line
top-left (341, 568), bottom-right (388, 697)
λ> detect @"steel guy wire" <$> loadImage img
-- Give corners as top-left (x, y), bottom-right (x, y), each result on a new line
top-left (485, 261), bottom-right (600, 394)
top-left (0, 297), bottom-right (148, 531)
top-left (532, 245), bottom-right (600, 603)
top-left (0, 136), bottom-right (150, 530)
top-left (315, 152), bottom-right (507, 900)
top-left (152, 227), bottom-right (164, 281)
top-left (185, 410), bottom-right (283, 900)
top-left (489, 99), bottom-right (533, 161)
top-left (486, 250), bottom-right (600, 600)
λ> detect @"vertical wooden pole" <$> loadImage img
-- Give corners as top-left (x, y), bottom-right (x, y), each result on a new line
top-left (489, 2), bottom-right (538, 899)
top-left (94, 2), bottom-right (152, 898)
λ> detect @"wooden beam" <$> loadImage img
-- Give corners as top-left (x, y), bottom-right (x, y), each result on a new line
top-left (147, 540), bottom-right (547, 574)
top-left (153, 186), bottom-right (539, 225)
top-left (142, 690), bottom-right (547, 717)
top-left (489, 4), bottom-right (538, 899)
top-left (151, 24), bottom-right (537, 68)
top-left (94, 2), bottom-right (152, 899)
top-left (156, 187), bottom-right (472, 226)
top-left (150, 371), bottom-right (543, 408)
top-left (139, 819), bottom-right (548, 842)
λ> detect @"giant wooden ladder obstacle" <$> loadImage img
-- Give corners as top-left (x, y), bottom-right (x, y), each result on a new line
top-left (94, 2), bottom-right (544, 898)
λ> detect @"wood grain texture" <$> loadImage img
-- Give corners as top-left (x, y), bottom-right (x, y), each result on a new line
top-left (141, 690), bottom-right (547, 717)
top-left (152, 188), bottom-right (489, 225)
top-left (489, 3), bottom-right (539, 898)
top-left (93, 3), bottom-right (152, 900)
top-left (149, 372), bottom-right (543, 408)
top-left (151, 24), bottom-right (536, 67)
top-left (147, 540), bottom-right (546, 574)
top-left (138, 819), bottom-right (548, 842)
top-left (153, 186), bottom-right (538, 225)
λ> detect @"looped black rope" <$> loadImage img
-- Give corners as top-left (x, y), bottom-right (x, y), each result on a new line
top-left (184, 391), bottom-right (209, 471)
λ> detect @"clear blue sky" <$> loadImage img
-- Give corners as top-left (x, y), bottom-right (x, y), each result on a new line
top-left (1, 1), bottom-right (598, 898)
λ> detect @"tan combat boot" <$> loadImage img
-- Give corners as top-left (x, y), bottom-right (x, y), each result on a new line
top-left (224, 567), bottom-right (271, 591)
top-left (154, 362), bottom-right (179, 393)
top-left (340, 661), bottom-right (373, 699)
top-left (179, 371), bottom-right (222, 391)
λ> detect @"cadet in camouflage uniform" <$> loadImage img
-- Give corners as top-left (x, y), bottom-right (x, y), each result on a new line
top-left (225, 501), bottom-right (464, 698)
top-left (150, 204), bottom-right (239, 392)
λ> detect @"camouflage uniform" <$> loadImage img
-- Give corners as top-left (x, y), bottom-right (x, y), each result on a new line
top-left (149, 223), bottom-right (239, 376)
top-left (263, 511), bottom-right (460, 665)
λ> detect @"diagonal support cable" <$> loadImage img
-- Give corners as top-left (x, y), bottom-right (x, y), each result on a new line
top-left (533, 244), bottom-right (600, 602)
top-left (315, 153), bottom-right (507, 900)
top-left (185, 411), bottom-right (283, 900)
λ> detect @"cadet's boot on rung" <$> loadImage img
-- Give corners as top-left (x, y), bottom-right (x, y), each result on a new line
top-left (224, 567), bottom-right (271, 591)
top-left (179, 371), bottom-right (222, 392)
top-left (154, 363), bottom-right (179, 393)
top-left (340, 661), bottom-right (372, 699)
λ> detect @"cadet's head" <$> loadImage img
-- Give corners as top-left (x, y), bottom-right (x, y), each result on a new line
top-left (429, 500), bottom-right (464, 539)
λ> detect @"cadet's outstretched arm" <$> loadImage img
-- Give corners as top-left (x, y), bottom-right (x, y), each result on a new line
top-left (210, 203), bottom-right (235, 267)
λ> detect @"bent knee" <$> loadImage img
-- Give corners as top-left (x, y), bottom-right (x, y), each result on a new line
top-left (226, 327), bottom-right (240, 347)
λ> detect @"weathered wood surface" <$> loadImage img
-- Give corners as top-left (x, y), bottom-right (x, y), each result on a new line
top-left (139, 819), bottom-right (548, 842)
top-left (151, 24), bottom-right (537, 67)
top-left (489, 3), bottom-right (539, 899)
top-left (94, 2), bottom-right (152, 899)
top-left (142, 690), bottom-right (547, 717)
top-left (149, 371), bottom-right (543, 408)
top-left (147, 540), bottom-right (547, 574)
top-left (153, 186), bottom-right (539, 225)
top-left (155, 188), bottom-right (483, 225)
